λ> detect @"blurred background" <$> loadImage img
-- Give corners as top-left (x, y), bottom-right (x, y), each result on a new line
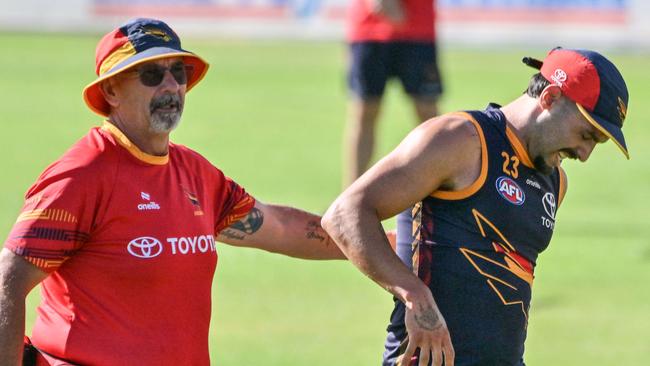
top-left (1, 0), bottom-right (649, 365)
top-left (3, 0), bottom-right (650, 48)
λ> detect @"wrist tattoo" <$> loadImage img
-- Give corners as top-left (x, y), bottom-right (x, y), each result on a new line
top-left (414, 304), bottom-right (442, 331)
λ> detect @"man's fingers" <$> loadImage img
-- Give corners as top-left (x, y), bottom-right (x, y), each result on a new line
top-left (443, 337), bottom-right (455, 366)
top-left (399, 341), bottom-right (417, 366)
top-left (431, 347), bottom-right (442, 366)
top-left (418, 346), bottom-right (430, 366)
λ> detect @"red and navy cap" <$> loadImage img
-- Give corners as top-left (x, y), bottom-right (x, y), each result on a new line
top-left (83, 18), bottom-right (209, 117)
top-left (523, 47), bottom-right (630, 158)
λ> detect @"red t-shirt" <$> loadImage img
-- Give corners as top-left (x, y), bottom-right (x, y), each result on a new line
top-left (5, 122), bottom-right (255, 365)
top-left (347, 0), bottom-right (436, 42)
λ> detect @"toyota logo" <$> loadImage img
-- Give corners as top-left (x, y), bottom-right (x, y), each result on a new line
top-left (542, 192), bottom-right (556, 219)
top-left (127, 236), bottom-right (163, 258)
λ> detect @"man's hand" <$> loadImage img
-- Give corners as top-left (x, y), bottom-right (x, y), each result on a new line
top-left (399, 293), bottom-right (455, 366)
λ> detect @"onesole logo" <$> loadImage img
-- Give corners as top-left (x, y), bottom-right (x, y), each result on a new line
top-left (127, 236), bottom-right (163, 258)
top-left (496, 176), bottom-right (525, 205)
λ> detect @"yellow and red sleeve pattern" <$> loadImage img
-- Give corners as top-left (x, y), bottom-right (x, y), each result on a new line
top-left (214, 179), bottom-right (256, 234)
top-left (6, 195), bottom-right (89, 272)
top-left (4, 157), bottom-right (95, 272)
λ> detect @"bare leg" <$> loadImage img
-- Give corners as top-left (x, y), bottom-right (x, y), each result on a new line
top-left (412, 97), bottom-right (439, 125)
top-left (343, 97), bottom-right (382, 188)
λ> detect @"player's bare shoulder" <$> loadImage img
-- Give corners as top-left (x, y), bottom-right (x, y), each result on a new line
top-left (354, 112), bottom-right (485, 212)
top-left (409, 113), bottom-right (484, 191)
top-left (419, 112), bottom-right (481, 138)
top-left (410, 113), bottom-right (482, 159)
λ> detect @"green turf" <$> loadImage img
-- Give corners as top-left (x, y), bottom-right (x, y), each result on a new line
top-left (1, 33), bottom-right (649, 365)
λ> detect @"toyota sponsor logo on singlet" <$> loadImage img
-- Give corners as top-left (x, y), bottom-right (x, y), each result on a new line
top-left (542, 192), bottom-right (557, 219)
top-left (541, 192), bottom-right (557, 230)
top-left (127, 236), bottom-right (163, 258)
top-left (496, 176), bottom-right (525, 205)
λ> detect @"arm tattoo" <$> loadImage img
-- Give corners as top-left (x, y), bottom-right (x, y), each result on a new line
top-left (219, 228), bottom-right (246, 241)
top-left (305, 220), bottom-right (325, 241)
top-left (414, 303), bottom-right (443, 331)
top-left (229, 208), bottom-right (264, 235)
top-left (305, 220), bottom-right (334, 247)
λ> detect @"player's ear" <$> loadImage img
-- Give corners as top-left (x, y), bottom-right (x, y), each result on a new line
top-left (539, 84), bottom-right (562, 110)
top-left (100, 78), bottom-right (120, 108)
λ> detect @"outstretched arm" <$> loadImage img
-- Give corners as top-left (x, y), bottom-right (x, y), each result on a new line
top-left (0, 248), bottom-right (48, 366)
top-left (322, 115), bottom-right (483, 366)
top-left (217, 201), bottom-right (345, 260)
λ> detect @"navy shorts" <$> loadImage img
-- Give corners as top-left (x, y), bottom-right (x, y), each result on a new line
top-left (383, 211), bottom-right (530, 366)
top-left (348, 41), bottom-right (443, 100)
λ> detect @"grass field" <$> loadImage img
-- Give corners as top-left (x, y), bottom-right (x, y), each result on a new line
top-left (1, 33), bottom-right (649, 365)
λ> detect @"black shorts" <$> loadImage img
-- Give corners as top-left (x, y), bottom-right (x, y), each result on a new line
top-left (383, 211), bottom-right (530, 366)
top-left (348, 41), bottom-right (443, 100)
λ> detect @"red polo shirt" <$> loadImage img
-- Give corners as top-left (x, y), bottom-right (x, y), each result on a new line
top-left (5, 122), bottom-right (255, 365)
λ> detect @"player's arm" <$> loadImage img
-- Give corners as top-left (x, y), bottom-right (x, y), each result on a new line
top-left (322, 115), bottom-right (482, 366)
top-left (217, 201), bottom-right (345, 260)
top-left (0, 248), bottom-right (48, 366)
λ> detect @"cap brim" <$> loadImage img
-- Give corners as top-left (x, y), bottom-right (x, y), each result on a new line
top-left (576, 103), bottom-right (629, 159)
top-left (82, 47), bottom-right (209, 117)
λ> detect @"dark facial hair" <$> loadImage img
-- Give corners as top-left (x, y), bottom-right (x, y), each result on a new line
top-left (533, 155), bottom-right (554, 175)
top-left (150, 93), bottom-right (181, 114)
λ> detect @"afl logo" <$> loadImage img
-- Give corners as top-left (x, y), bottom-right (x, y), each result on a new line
top-left (496, 176), bottom-right (525, 205)
top-left (127, 236), bottom-right (163, 259)
top-left (542, 192), bottom-right (556, 219)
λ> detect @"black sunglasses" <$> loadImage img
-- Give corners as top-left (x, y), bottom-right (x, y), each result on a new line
top-left (133, 62), bottom-right (194, 87)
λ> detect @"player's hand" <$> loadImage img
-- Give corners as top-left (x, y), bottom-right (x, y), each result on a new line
top-left (400, 292), bottom-right (454, 366)
top-left (369, 0), bottom-right (405, 24)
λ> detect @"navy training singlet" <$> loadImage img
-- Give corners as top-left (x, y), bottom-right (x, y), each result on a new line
top-left (415, 103), bottom-right (564, 267)
top-left (383, 104), bottom-right (567, 366)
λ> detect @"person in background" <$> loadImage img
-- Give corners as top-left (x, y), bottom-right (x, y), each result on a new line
top-left (344, 0), bottom-right (443, 187)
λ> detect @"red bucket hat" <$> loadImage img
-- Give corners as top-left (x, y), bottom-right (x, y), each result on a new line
top-left (82, 18), bottom-right (209, 117)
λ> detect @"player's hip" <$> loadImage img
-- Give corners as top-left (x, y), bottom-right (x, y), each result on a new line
top-left (384, 245), bottom-right (532, 365)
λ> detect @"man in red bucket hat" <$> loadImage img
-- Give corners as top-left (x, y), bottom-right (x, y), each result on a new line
top-left (323, 47), bottom-right (630, 366)
top-left (0, 18), bottom-right (344, 365)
